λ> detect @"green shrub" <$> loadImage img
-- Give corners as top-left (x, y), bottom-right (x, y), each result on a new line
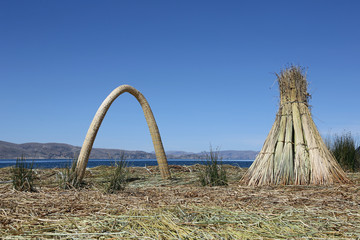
top-left (328, 132), bottom-right (360, 172)
top-left (106, 154), bottom-right (129, 193)
top-left (59, 157), bottom-right (80, 189)
top-left (11, 156), bottom-right (36, 192)
top-left (198, 148), bottom-right (228, 186)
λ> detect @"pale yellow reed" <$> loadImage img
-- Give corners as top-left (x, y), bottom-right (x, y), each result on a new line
top-left (241, 66), bottom-right (349, 186)
top-left (75, 85), bottom-right (171, 183)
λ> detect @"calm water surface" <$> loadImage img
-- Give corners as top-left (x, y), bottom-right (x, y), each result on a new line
top-left (0, 159), bottom-right (254, 168)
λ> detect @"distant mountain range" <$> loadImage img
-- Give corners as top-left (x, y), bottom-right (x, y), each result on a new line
top-left (0, 140), bottom-right (259, 160)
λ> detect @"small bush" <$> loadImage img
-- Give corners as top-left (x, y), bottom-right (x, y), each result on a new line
top-left (328, 132), bottom-right (360, 172)
top-left (59, 157), bottom-right (80, 189)
top-left (198, 148), bottom-right (228, 186)
top-left (106, 154), bottom-right (129, 193)
top-left (11, 156), bottom-right (36, 192)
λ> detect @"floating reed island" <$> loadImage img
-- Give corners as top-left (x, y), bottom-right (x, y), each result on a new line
top-left (241, 66), bottom-right (349, 186)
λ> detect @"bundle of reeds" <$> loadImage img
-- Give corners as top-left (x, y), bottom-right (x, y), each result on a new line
top-left (241, 66), bottom-right (349, 186)
top-left (75, 85), bottom-right (171, 184)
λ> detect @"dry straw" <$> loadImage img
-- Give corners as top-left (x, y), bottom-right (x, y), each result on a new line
top-left (75, 85), bottom-right (171, 183)
top-left (1, 166), bottom-right (359, 239)
top-left (241, 66), bottom-right (349, 186)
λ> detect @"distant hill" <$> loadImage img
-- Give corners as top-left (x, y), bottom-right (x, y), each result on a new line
top-left (0, 141), bottom-right (155, 159)
top-left (0, 140), bottom-right (258, 160)
top-left (167, 150), bottom-right (259, 160)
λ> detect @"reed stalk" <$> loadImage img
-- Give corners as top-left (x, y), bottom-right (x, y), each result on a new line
top-left (292, 103), bottom-right (310, 184)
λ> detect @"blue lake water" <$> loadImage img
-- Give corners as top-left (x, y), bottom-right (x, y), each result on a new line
top-left (0, 159), bottom-right (254, 169)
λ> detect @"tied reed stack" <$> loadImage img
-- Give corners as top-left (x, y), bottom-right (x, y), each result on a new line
top-left (241, 66), bottom-right (349, 186)
top-left (75, 85), bottom-right (171, 183)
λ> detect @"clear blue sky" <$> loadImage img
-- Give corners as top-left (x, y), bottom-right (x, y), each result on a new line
top-left (1, 1), bottom-right (359, 152)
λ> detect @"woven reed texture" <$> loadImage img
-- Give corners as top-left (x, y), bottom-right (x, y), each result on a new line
top-left (241, 66), bottom-right (349, 186)
top-left (75, 85), bottom-right (171, 182)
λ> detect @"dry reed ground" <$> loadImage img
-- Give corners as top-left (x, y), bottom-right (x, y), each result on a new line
top-left (0, 165), bottom-right (359, 239)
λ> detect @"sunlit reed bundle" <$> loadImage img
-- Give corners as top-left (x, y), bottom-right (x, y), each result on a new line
top-left (241, 66), bottom-right (349, 186)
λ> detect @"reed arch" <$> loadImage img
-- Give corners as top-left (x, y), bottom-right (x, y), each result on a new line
top-left (75, 85), bottom-right (171, 182)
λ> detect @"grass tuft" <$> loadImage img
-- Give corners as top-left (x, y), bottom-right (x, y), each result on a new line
top-left (58, 157), bottom-right (81, 189)
top-left (11, 156), bottom-right (36, 192)
top-left (106, 153), bottom-right (129, 193)
top-left (198, 147), bottom-right (227, 186)
top-left (327, 132), bottom-right (360, 172)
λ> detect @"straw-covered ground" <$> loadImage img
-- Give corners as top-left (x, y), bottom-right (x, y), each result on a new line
top-left (1, 164), bottom-right (359, 239)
